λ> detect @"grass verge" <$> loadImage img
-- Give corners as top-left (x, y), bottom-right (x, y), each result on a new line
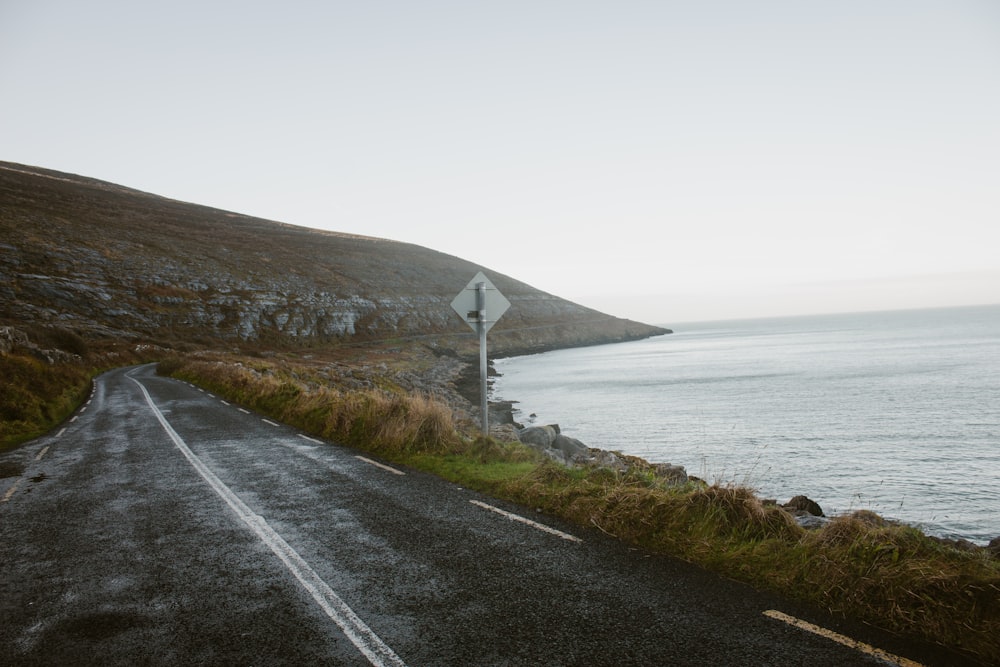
top-left (0, 353), bottom-right (92, 449)
top-left (161, 354), bottom-right (1000, 665)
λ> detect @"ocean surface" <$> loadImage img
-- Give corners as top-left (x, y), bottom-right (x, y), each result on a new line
top-left (493, 304), bottom-right (1000, 544)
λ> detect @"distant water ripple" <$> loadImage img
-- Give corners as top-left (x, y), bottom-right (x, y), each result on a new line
top-left (494, 304), bottom-right (1000, 544)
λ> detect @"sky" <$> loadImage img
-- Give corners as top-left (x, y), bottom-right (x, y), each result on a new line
top-left (2, 1), bottom-right (999, 324)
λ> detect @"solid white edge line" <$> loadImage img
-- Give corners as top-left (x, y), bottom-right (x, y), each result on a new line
top-left (762, 610), bottom-right (924, 667)
top-left (128, 372), bottom-right (407, 667)
top-left (355, 456), bottom-right (406, 476)
top-left (298, 434), bottom-right (323, 444)
top-left (469, 500), bottom-right (582, 543)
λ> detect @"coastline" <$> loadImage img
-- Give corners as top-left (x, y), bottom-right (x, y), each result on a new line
top-left (486, 311), bottom-right (1000, 548)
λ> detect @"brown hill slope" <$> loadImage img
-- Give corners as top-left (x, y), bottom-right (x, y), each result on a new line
top-left (0, 161), bottom-right (668, 356)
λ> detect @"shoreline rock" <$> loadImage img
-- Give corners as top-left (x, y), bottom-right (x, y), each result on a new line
top-left (438, 351), bottom-right (1000, 553)
top-left (515, 423), bottom-right (690, 485)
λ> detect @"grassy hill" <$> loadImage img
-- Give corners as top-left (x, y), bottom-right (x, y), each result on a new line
top-left (0, 161), bottom-right (667, 357)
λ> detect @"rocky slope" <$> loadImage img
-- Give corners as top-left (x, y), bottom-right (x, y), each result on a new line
top-left (1, 161), bottom-right (668, 357)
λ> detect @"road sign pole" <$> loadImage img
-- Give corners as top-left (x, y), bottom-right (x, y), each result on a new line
top-left (450, 272), bottom-right (511, 440)
top-left (477, 281), bottom-right (489, 437)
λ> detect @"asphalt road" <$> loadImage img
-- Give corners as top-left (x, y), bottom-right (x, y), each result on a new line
top-left (0, 364), bottom-right (977, 666)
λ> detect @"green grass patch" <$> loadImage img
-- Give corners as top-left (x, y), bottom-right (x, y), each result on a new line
top-left (404, 454), bottom-right (540, 494)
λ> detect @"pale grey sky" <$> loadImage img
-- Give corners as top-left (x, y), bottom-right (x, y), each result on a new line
top-left (3, 1), bottom-right (998, 323)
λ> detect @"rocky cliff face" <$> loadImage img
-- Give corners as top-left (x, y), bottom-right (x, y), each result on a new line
top-left (1, 162), bottom-right (669, 356)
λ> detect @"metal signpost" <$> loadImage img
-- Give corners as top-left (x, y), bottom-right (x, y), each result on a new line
top-left (450, 272), bottom-right (510, 437)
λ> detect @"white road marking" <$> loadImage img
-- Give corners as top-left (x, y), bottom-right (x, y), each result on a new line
top-left (238, 408), bottom-right (250, 414)
top-left (208, 393), bottom-right (215, 398)
top-left (762, 610), bottom-right (924, 667)
top-left (469, 500), bottom-right (582, 543)
top-left (2, 479), bottom-right (22, 503)
top-left (35, 446), bottom-right (50, 461)
top-left (262, 419), bottom-right (279, 427)
top-left (56, 428), bottom-right (66, 438)
top-left (221, 400), bottom-right (230, 406)
top-left (298, 434), bottom-right (323, 444)
top-left (70, 416), bottom-right (78, 423)
top-left (128, 373), bottom-right (407, 667)
top-left (79, 406), bottom-right (87, 413)
top-left (355, 456), bottom-right (406, 476)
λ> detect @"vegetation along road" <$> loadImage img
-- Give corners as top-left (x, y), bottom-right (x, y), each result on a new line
top-left (0, 364), bottom-right (975, 666)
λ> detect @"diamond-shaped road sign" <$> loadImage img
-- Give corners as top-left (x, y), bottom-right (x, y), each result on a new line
top-left (450, 271), bottom-right (510, 333)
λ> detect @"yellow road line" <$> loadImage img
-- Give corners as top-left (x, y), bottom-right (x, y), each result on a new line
top-left (763, 610), bottom-right (924, 667)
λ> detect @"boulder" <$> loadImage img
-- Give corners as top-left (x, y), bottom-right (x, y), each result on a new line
top-left (653, 463), bottom-right (688, 486)
top-left (0, 326), bottom-right (29, 355)
top-left (517, 424), bottom-right (560, 449)
top-left (783, 495), bottom-right (824, 517)
top-left (590, 450), bottom-right (628, 473)
top-left (552, 434), bottom-right (590, 462)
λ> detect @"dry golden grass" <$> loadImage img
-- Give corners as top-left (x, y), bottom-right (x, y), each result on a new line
top-left (163, 357), bottom-right (463, 457)
top-left (0, 353), bottom-right (92, 448)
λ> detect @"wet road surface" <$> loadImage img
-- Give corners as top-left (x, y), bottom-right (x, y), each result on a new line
top-left (0, 365), bottom-right (976, 665)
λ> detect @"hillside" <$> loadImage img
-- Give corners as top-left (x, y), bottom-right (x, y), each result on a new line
top-left (0, 161), bottom-right (668, 357)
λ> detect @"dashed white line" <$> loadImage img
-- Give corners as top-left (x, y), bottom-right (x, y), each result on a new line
top-left (469, 500), bottom-right (582, 543)
top-left (208, 393), bottom-right (216, 398)
top-left (2, 479), bottom-right (22, 503)
top-left (35, 446), bottom-right (50, 461)
top-left (128, 372), bottom-right (407, 667)
top-left (79, 406), bottom-right (87, 413)
top-left (298, 434), bottom-right (323, 444)
top-left (262, 419), bottom-right (279, 427)
top-left (221, 400), bottom-right (230, 406)
top-left (238, 408), bottom-right (250, 414)
top-left (762, 610), bottom-right (924, 667)
top-left (56, 428), bottom-right (66, 438)
top-left (355, 456), bottom-right (406, 476)
top-left (70, 416), bottom-right (78, 423)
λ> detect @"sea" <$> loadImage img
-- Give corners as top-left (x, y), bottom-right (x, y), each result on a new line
top-left (493, 304), bottom-right (1000, 545)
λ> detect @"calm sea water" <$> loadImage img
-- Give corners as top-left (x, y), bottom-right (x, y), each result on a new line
top-left (494, 304), bottom-right (1000, 544)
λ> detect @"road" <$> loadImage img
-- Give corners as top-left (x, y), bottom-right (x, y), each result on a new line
top-left (0, 364), bottom-right (974, 666)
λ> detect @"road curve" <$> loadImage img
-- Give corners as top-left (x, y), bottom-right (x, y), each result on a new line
top-left (0, 364), bottom-right (975, 666)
